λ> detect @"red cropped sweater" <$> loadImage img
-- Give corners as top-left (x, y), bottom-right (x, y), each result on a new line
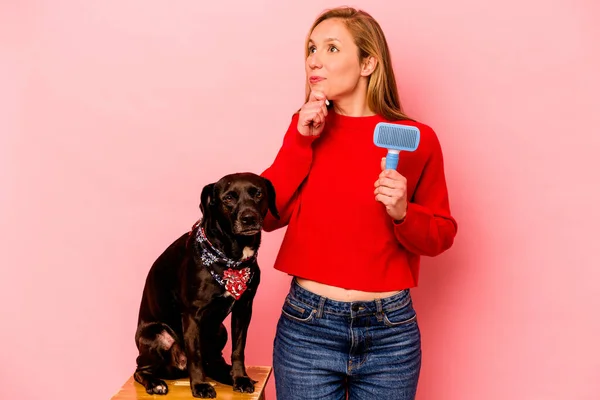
top-left (261, 110), bottom-right (457, 292)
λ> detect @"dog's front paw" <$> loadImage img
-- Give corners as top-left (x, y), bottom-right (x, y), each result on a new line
top-left (233, 376), bottom-right (256, 393)
top-left (146, 379), bottom-right (168, 395)
top-left (192, 383), bottom-right (216, 398)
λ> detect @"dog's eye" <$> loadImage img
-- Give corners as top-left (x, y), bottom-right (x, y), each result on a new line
top-left (255, 190), bottom-right (262, 198)
top-left (223, 194), bottom-right (235, 202)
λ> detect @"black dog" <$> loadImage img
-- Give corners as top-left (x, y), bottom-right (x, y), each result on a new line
top-left (133, 172), bottom-right (279, 398)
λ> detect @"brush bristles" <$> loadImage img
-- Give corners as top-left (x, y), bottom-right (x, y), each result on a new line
top-left (376, 125), bottom-right (419, 149)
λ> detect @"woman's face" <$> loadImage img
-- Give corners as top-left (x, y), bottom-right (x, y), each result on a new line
top-left (306, 18), bottom-right (369, 102)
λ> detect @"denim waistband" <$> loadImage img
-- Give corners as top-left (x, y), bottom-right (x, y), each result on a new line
top-left (288, 278), bottom-right (412, 317)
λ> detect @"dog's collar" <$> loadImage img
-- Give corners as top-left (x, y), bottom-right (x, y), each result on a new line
top-left (191, 221), bottom-right (257, 300)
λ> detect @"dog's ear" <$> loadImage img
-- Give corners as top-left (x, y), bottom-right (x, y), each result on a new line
top-left (262, 177), bottom-right (280, 220)
top-left (200, 182), bottom-right (216, 215)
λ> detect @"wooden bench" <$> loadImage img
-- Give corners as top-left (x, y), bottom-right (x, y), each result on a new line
top-left (110, 366), bottom-right (272, 400)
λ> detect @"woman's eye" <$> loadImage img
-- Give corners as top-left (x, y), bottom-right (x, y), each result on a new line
top-left (329, 45), bottom-right (338, 52)
top-left (308, 46), bottom-right (316, 53)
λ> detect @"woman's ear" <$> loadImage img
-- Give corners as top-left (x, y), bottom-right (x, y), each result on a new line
top-left (361, 55), bottom-right (377, 77)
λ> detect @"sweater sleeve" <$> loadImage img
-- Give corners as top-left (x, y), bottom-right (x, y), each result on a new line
top-left (260, 112), bottom-right (318, 232)
top-left (393, 126), bottom-right (458, 256)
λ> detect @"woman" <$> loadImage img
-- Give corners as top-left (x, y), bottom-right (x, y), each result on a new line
top-left (261, 6), bottom-right (457, 399)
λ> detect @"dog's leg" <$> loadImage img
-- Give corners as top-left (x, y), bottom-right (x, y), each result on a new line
top-left (203, 323), bottom-right (233, 385)
top-left (183, 313), bottom-right (217, 398)
top-left (230, 293), bottom-right (258, 393)
top-left (134, 322), bottom-right (184, 395)
top-left (134, 353), bottom-right (168, 395)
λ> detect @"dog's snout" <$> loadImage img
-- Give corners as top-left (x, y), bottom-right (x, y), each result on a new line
top-left (239, 211), bottom-right (258, 226)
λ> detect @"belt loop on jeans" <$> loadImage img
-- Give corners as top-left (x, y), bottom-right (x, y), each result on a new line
top-left (375, 298), bottom-right (383, 322)
top-left (316, 296), bottom-right (326, 319)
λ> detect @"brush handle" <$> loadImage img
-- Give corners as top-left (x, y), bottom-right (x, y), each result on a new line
top-left (386, 150), bottom-right (399, 170)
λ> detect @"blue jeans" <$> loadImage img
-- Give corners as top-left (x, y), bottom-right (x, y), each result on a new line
top-left (273, 278), bottom-right (421, 399)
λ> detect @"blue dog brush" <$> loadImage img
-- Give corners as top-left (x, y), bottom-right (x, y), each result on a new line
top-left (373, 122), bottom-right (420, 170)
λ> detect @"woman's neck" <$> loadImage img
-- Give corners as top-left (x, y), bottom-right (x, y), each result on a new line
top-left (332, 83), bottom-right (375, 117)
top-left (334, 102), bottom-right (375, 117)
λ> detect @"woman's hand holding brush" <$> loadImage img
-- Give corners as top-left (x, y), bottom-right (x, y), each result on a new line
top-left (374, 157), bottom-right (408, 221)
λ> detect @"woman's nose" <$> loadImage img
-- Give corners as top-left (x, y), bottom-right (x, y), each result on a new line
top-left (307, 53), bottom-right (322, 69)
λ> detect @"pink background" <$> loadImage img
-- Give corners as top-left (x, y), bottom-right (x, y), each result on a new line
top-left (2, 1), bottom-right (599, 399)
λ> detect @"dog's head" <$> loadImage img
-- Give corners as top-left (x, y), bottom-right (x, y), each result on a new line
top-left (199, 173), bottom-right (279, 236)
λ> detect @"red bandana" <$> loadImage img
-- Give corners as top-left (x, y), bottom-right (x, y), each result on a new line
top-left (223, 267), bottom-right (252, 300)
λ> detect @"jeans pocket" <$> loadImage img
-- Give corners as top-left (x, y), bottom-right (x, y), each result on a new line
top-left (281, 295), bottom-right (316, 323)
top-left (382, 303), bottom-right (417, 327)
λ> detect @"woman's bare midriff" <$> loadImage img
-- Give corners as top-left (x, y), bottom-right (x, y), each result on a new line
top-left (295, 277), bottom-right (402, 302)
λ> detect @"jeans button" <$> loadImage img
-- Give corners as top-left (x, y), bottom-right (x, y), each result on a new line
top-left (352, 303), bottom-right (360, 312)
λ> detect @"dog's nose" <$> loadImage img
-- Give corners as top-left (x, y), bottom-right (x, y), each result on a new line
top-left (240, 212), bottom-right (258, 225)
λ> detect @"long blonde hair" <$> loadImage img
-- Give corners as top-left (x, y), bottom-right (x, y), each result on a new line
top-left (304, 7), bottom-right (412, 121)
